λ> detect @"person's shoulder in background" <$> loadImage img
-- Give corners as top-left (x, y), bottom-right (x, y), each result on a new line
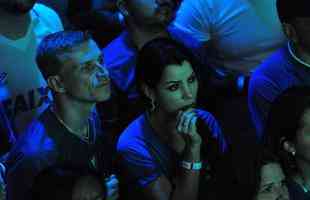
top-left (32, 3), bottom-right (64, 32)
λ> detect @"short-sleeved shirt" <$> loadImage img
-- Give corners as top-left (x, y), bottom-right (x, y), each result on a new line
top-left (5, 107), bottom-right (111, 200)
top-left (248, 44), bottom-right (310, 141)
top-left (117, 109), bottom-right (228, 196)
top-left (0, 3), bottom-right (63, 135)
top-left (173, 0), bottom-right (286, 74)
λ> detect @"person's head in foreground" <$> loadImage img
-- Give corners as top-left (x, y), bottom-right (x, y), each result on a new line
top-left (265, 86), bottom-right (310, 196)
top-left (30, 165), bottom-right (107, 200)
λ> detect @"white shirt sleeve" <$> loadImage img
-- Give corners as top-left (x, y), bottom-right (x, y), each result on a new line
top-left (173, 0), bottom-right (212, 43)
top-left (33, 3), bottom-right (64, 32)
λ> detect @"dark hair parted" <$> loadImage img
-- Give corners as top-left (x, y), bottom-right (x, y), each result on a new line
top-left (136, 37), bottom-right (199, 91)
top-left (276, 0), bottom-right (310, 23)
top-left (36, 30), bottom-right (92, 80)
top-left (264, 86), bottom-right (310, 175)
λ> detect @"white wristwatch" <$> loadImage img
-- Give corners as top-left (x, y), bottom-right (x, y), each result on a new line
top-left (180, 161), bottom-right (202, 170)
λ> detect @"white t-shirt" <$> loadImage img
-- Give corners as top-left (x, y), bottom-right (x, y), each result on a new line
top-left (173, 0), bottom-right (286, 74)
top-left (0, 3), bottom-right (63, 135)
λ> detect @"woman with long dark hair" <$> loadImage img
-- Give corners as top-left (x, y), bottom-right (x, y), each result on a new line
top-left (116, 38), bottom-right (233, 200)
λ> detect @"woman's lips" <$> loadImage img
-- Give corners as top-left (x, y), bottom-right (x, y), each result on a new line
top-left (179, 103), bottom-right (196, 112)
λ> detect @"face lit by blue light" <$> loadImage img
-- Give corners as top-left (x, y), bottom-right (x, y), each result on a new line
top-left (58, 39), bottom-right (111, 103)
top-left (150, 60), bottom-right (198, 116)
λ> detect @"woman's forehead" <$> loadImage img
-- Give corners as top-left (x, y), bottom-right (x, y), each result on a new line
top-left (160, 61), bottom-right (193, 81)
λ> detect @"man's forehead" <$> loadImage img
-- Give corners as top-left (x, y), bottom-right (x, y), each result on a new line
top-left (61, 40), bottom-right (102, 63)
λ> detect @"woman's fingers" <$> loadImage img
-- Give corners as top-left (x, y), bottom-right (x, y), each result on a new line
top-left (177, 110), bottom-right (196, 134)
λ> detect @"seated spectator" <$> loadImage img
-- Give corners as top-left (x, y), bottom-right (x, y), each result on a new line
top-left (101, 0), bottom-right (206, 142)
top-left (254, 148), bottom-right (289, 200)
top-left (67, 0), bottom-right (123, 47)
top-left (249, 0), bottom-right (310, 141)
top-left (30, 165), bottom-right (107, 200)
top-left (173, 0), bottom-right (286, 183)
top-left (116, 38), bottom-right (237, 200)
top-left (0, 0), bottom-right (63, 136)
top-left (264, 86), bottom-right (310, 199)
top-left (5, 31), bottom-right (118, 200)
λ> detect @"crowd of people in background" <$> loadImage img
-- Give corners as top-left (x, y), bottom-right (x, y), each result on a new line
top-left (0, 0), bottom-right (310, 199)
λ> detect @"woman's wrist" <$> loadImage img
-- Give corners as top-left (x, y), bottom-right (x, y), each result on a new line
top-left (183, 145), bottom-right (201, 162)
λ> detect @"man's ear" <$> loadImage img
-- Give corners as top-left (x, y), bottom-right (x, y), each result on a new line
top-left (141, 83), bottom-right (155, 101)
top-left (116, 0), bottom-right (129, 17)
top-left (282, 23), bottom-right (299, 44)
top-left (281, 137), bottom-right (297, 156)
top-left (47, 75), bottom-right (66, 93)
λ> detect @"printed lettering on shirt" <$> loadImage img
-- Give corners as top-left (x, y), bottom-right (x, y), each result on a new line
top-left (1, 86), bottom-right (51, 120)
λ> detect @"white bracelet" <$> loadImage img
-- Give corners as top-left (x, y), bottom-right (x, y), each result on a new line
top-left (180, 161), bottom-right (202, 171)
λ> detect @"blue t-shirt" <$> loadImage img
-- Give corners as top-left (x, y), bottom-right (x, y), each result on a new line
top-left (117, 109), bottom-right (228, 188)
top-left (248, 43), bottom-right (310, 141)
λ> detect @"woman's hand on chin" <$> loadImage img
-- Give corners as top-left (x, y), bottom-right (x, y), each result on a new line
top-left (176, 109), bottom-right (202, 151)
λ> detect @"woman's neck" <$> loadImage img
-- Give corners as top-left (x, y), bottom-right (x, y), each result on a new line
top-left (148, 110), bottom-right (177, 141)
top-left (147, 110), bottom-right (186, 154)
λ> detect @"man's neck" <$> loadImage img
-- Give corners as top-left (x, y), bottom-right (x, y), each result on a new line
top-left (127, 23), bottom-right (170, 50)
top-left (54, 96), bottom-right (95, 137)
top-left (0, 9), bottom-right (31, 39)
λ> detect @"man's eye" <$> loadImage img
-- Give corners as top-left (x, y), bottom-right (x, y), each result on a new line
top-left (167, 84), bottom-right (179, 91)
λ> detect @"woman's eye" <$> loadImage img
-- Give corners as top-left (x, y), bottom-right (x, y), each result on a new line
top-left (167, 84), bottom-right (179, 91)
top-left (188, 75), bottom-right (196, 83)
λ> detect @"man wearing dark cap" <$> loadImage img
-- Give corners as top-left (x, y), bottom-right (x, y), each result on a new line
top-left (249, 0), bottom-right (310, 141)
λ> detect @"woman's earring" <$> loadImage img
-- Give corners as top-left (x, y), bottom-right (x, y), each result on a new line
top-left (150, 98), bottom-right (156, 112)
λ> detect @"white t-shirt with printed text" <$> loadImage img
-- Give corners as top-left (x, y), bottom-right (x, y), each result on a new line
top-left (0, 3), bottom-right (63, 135)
